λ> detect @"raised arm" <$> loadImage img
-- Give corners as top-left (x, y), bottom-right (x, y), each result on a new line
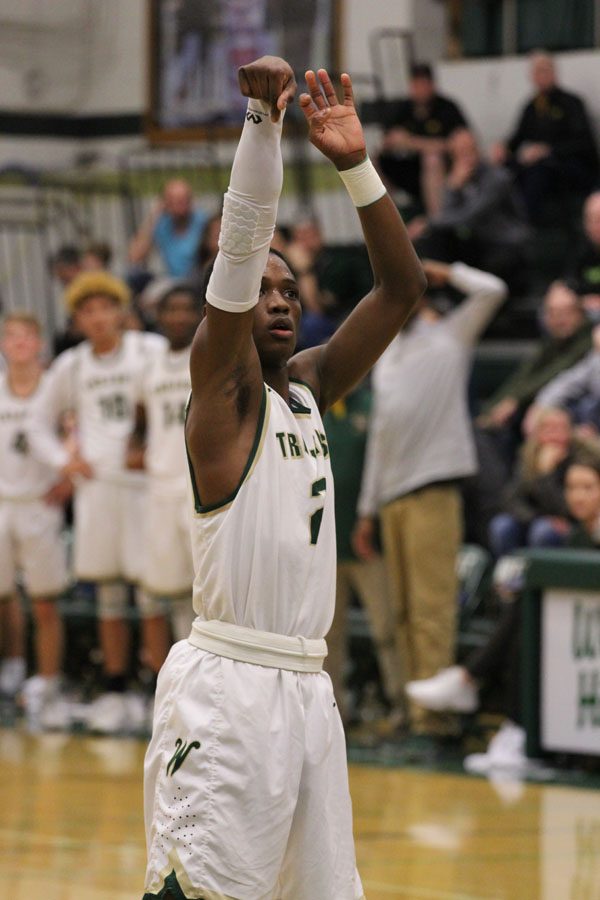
top-left (186, 56), bottom-right (295, 507)
top-left (291, 70), bottom-right (426, 411)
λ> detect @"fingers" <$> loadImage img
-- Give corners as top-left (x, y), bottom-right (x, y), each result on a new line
top-left (317, 68), bottom-right (338, 106)
top-left (305, 70), bottom-right (327, 110)
top-left (340, 72), bottom-right (355, 107)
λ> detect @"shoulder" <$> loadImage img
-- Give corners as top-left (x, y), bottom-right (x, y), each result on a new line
top-left (287, 351), bottom-right (322, 407)
top-left (50, 344), bottom-right (82, 374)
top-left (138, 331), bottom-right (168, 353)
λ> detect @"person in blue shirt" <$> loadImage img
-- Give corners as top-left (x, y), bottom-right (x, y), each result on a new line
top-left (128, 178), bottom-right (209, 278)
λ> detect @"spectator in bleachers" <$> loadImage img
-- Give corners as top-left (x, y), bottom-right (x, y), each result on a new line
top-left (377, 63), bottom-right (468, 216)
top-left (488, 407), bottom-right (576, 557)
top-left (81, 241), bottom-right (113, 272)
top-left (409, 128), bottom-right (531, 290)
top-left (478, 281), bottom-right (592, 438)
top-left (0, 313), bottom-right (71, 729)
top-left (405, 446), bottom-right (600, 777)
top-left (196, 212), bottom-right (222, 274)
top-left (285, 217), bottom-right (338, 348)
top-left (569, 191), bottom-right (600, 319)
top-left (352, 260), bottom-right (507, 743)
top-left (128, 178), bottom-right (209, 279)
top-left (30, 271), bottom-right (169, 735)
top-left (323, 383), bottom-right (404, 731)
top-left (529, 323), bottom-right (600, 433)
top-left (490, 51), bottom-right (598, 224)
top-left (49, 245), bottom-right (84, 356)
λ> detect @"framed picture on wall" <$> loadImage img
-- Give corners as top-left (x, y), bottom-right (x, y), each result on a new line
top-left (146, 0), bottom-right (342, 141)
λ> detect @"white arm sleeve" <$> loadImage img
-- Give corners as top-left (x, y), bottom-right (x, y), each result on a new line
top-left (206, 100), bottom-right (284, 313)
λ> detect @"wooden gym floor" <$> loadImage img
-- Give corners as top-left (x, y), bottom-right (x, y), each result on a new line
top-left (0, 727), bottom-right (597, 900)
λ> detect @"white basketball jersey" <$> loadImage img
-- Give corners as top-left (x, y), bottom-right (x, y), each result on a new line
top-left (0, 373), bottom-right (57, 499)
top-left (41, 331), bottom-right (166, 483)
top-left (139, 344), bottom-right (190, 494)
top-left (189, 381), bottom-right (336, 639)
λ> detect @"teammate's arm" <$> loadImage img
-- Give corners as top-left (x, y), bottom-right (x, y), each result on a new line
top-left (291, 70), bottom-right (426, 412)
top-left (186, 57), bottom-right (295, 506)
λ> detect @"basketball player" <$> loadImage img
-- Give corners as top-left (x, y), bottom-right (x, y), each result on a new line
top-left (30, 272), bottom-right (169, 734)
top-left (0, 313), bottom-right (71, 728)
top-left (129, 284), bottom-right (202, 648)
top-left (143, 56), bottom-right (425, 900)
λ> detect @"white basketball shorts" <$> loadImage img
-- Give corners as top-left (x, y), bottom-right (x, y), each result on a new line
top-left (143, 639), bottom-right (364, 900)
top-left (0, 498), bottom-right (67, 598)
top-left (73, 477), bottom-right (146, 582)
top-left (143, 488), bottom-right (193, 597)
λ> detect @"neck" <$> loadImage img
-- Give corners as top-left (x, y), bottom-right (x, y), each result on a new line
top-left (91, 333), bottom-right (121, 355)
top-left (8, 361), bottom-right (42, 397)
top-left (262, 363), bottom-right (290, 401)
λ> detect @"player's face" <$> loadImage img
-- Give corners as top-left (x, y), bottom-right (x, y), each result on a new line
top-left (1, 322), bottom-right (42, 366)
top-left (252, 254), bottom-right (302, 368)
top-left (73, 294), bottom-right (123, 346)
top-left (158, 292), bottom-right (201, 349)
top-left (565, 464), bottom-right (600, 525)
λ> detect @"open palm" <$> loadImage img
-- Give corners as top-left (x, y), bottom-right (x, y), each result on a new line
top-left (299, 70), bottom-right (366, 170)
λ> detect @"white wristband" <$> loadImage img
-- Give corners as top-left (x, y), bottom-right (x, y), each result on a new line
top-left (338, 157), bottom-right (386, 208)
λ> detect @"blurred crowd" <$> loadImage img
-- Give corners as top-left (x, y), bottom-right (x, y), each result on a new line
top-left (1, 48), bottom-right (600, 778)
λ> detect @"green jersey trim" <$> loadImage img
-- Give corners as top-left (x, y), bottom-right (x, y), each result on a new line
top-left (289, 376), bottom-right (319, 402)
top-left (186, 384), bottom-right (269, 516)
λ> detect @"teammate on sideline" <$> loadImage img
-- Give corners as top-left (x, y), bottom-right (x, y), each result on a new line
top-left (30, 272), bottom-right (169, 735)
top-left (0, 313), bottom-right (70, 729)
top-left (143, 56), bottom-right (425, 900)
top-left (128, 283), bottom-right (202, 647)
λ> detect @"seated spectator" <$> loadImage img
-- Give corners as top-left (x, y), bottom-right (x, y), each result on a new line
top-left (488, 407), bottom-right (576, 557)
top-left (568, 191), bottom-right (600, 319)
top-left (478, 281), bottom-right (592, 439)
top-left (405, 447), bottom-right (600, 777)
top-left (128, 178), bottom-right (209, 278)
top-left (531, 323), bottom-right (600, 432)
top-left (410, 128), bottom-right (531, 290)
top-left (490, 51), bottom-right (598, 224)
top-left (377, 62), bottom-right (468, 215)
top-left (196, 212), bottom-right (222, 274)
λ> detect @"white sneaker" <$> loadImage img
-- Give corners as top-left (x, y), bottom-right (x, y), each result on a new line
top-left (85, 692), bottom-right (130, 735)
top-left (0, 657), bottom-right (26, 696)
top-left (405, 667), bottom-right (478, 713)
top-left (22, 675), bottom-right (70, 732)
top-left (464, 721), bottom-right (529, 775)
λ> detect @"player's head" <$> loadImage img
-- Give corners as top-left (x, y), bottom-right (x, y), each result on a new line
top-left (156, 283), bottom-right (202, 350)
top-left (65, 271), bottom-right (130, 347)
top-left (0, 312), bottom-right (43, 366)
top-left (565, 452), bottom-right (600, 528)
top-left (252, 249), bottom-right (302, 370)
top-left (163, 178), bottom-right (194, 223)
top-left (409, 63), bottom-right (435, 105)
top-left (529, 51), bottom-right (556, 93)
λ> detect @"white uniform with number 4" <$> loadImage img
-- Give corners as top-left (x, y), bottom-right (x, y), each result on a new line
top-left (0, 373), bottom-right (67, 598)
top-left (144, 380), bottom-right (364, 900)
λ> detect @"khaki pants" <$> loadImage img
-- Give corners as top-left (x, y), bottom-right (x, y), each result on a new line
top-left (325, 557), bottom-right (404, 724)
top-left (380, 484), bottom-right (462, 735)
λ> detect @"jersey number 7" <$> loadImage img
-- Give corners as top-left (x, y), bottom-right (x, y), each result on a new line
top-left (310, 477), bottom-right (327, 545)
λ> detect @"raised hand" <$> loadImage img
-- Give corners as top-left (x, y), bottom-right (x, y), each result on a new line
top-left (299, 69), bottom-right (366, 170)
top-left (238, 56), bottom-right (296, 122)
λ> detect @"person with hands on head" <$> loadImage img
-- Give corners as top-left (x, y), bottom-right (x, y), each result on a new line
top-left (143, 55), bottom-right (425, 900)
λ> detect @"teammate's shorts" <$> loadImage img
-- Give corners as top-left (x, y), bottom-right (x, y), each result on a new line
top-left (0, 498), bottom-right (67, 598)
top-left (143, 489), bottom-right (193, 597)
top-left (143, 638), bottom-right (364, 900)
top-left (73, 478), bottom-right (146, 582)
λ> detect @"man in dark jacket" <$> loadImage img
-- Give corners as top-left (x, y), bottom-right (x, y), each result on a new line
top-left (491, 52), bottom-right (598, 223)
top-left (377, 63), bottom-right (467, 215)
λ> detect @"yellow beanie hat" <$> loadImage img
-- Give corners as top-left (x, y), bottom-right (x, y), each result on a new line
top-left (64, 271), bottom-right (131, 313)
